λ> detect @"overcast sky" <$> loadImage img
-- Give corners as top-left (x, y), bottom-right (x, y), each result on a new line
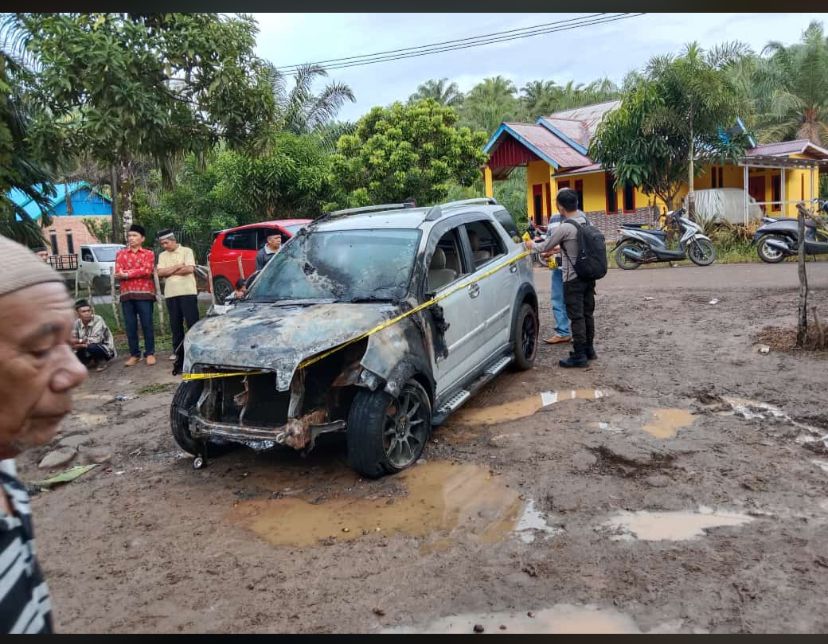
top-left (253, 13), bottom-right (828, 123)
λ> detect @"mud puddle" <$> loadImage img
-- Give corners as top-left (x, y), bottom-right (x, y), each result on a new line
top-left (603, 507), bottom-right (753, 541)
top-left (228, 461), bottom-right (527, 547)
top-left (453, 389), bottom-right (607, 426)
top-left (515, 499), bottom-right (561, 543)
top-left (384, 603), bottom-right (649, 634)
top-left (642, 408), bottom-right (694, 439)
top-left (719, 396), bottom-right (828, 447)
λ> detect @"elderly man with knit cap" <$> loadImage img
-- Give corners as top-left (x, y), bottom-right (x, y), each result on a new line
top-left (0, 235), bottom-right (87, 633)
top-left (114, 224), bottom-right (156, 366)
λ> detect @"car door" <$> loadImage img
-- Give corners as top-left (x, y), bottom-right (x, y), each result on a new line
top-left (425, 224), bottom-right (488, 397)
top-left (220, 229), bottom-right (258, 282)
top-left (460, 217), bottom-right (520, 364)
top-left (78, 246), bottom-right (94, 283)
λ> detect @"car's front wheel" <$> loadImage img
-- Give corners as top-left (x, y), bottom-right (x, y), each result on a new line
top-left (170, 381), bottom-right (234, 458)
top-left (510, 302), bottom-right (538, 371)
top-left (346, 379), bottom-right (432, 478)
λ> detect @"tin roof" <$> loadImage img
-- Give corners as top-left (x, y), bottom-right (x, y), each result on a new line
top-left (745, 139), bottom-right (828, 160)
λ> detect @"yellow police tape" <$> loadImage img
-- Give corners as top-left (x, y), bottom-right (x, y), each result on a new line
top-left (182, 249), bottom-right (531, 382)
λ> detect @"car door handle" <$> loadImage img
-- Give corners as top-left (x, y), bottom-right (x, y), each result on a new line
top-left (509, 263), bottom-right (518, 273)
top-left (468, 283), bottom-right (480, 298)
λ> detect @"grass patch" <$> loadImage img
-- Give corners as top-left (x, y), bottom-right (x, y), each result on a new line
top-left (137, 382), bottom-right (176, 395)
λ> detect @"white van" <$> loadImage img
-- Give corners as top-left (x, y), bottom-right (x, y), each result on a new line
top-left (78, 243), bottom-right (124, 292)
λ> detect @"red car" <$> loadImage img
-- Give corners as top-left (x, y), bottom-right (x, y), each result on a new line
top-left (208, 219), bottom-right (312, 303)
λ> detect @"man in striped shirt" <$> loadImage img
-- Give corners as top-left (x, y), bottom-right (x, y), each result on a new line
top-left (0, 236), bottom-right (88, 633)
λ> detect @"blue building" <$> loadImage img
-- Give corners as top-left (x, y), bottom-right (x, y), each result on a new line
top-left (9, 182), bottom-right (113, 254)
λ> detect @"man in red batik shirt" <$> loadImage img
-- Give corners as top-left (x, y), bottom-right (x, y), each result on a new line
top-left (114, 224), bottom-right (157, 366)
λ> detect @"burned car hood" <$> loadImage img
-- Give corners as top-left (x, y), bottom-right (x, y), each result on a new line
top-left (184, 301), bottom-right (399, 391)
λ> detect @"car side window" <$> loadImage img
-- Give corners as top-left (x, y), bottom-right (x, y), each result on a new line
top-left (81, 248), bottom-right (94, 262)
top-left (492, 208), bottom-right (520, 241)
top-left (223, 230), bottom-right (258, 250)
top-left (464, 220), bottom-right (507, 270)
top-left (257, 228), bottom-right (287, 249)
top-left (427, 228), bottom-right (466, 293)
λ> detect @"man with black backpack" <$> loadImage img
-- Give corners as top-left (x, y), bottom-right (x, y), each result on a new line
top-left (524, 188), bottom-right (607, 368)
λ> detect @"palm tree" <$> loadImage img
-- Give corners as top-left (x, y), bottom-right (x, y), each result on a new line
top-left (409, 78), bottom-right (463, 107)
top-left (754, 21), bottom-right (828, 145)
top-left (267, 63), bottom-right (356, 136)
top-left (459, 75), bottom-right (523, 134)
top-left (520, 80), bottom-right (560, 118)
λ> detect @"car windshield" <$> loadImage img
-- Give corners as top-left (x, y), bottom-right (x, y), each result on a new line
top-left (283, 223), bottom-right (306, 235)
top-left (247, 228), bottom-right (421, 303)
top-left (92, 246), bottom-right (122, 262)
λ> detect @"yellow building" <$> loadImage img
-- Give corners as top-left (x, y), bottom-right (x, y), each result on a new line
top-left (483, 100), bottom-right (827, 226)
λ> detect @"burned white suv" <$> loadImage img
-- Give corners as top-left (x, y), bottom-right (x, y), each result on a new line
top-left (171, 198), bottom-right (538, 477)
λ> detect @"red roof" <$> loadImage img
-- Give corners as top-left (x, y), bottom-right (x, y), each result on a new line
top-left (501, 123), bottom-right (592, 169)
top-left (746, 139), bottom-right (828, 160)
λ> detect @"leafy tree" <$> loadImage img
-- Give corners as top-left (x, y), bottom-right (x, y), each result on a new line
top-left (754, 21), bottom-right (828, 145)
top-left (459, 76), bottom-right (524, 134)
top-left (409, 78), bottom-right (463, 107)
top-left (520, 80), bottom-right (560, 119)
top-left (214, 132), bottom-right (333, 218)
top-left (266, 63), bottom-right (355, 137)
top-left (591, 43), bottom-right (748, 211)
top-left (0, 18), bottom-right (56, 244)
top-left (17, 12), bottom-right (275, 242)
top-left (330, 99), bottom-right (488, 208)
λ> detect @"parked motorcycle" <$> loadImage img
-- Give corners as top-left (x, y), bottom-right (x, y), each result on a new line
top-left (613, 208), bottom-right (716, 270)
top-left (752, 200), bottom-right (828, 264)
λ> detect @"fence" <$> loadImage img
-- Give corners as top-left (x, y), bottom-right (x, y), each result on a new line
top-left (583, 207), bottom-right (660, 242)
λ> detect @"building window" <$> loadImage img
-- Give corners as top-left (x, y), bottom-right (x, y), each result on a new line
top-left (574, 180), bottom-right (584, 211)
top-left (49, 231), bottom-right (59, 255)
top-left (771, 175), bottom-right (781, 212)
top-left (605, 174), bottom-right (618, 213)
top-left (623, 182), bottom-right (636, 212)
top-left (66, 230), bottom-right (75, 255)
top-left (719, 167), bottom-right (725, 187)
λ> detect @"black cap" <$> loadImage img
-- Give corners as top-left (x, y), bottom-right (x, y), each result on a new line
top-left (74, 298), bottom-right (90, 309)
top-left (156, 228), bottom-right (175, 241)
top-left (129, 224), bottom-right (146, 237)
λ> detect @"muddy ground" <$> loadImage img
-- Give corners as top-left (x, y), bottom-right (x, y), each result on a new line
top-left (15, 262), bottom-right (828, 634)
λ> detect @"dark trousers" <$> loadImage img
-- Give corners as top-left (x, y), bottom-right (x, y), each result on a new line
top-left (167, 294), bottom-right (200, 365)
top-left (122, 299), bottom-right (155, 358)
top-left (563, 278), bottom-right (596, 349)
top-left (75, 343), bottom-right (112, 366)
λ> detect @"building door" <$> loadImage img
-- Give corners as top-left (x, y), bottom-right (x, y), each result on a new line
top-left (532, 184), bottom-right (543, 226)
top-left (748, 175), bottom-right (766, 212)
top-left (574, 180), bottom-right (584, 211)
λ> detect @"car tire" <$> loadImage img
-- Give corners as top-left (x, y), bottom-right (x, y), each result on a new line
top-left (346, 379), bottom-right (432, 478)
top-left (510, 302), bottom-right (538, 371)
top-left (170, 381), bottom-right (236, 458)
top-left (212, 276), bottom-right (234, 304)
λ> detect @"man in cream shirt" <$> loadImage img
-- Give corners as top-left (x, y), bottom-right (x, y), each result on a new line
top-left (156, 229), bottom-right (199, 375)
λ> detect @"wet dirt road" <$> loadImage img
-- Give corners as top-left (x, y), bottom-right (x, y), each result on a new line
top-left (15, 261), bottom-right (828, 633)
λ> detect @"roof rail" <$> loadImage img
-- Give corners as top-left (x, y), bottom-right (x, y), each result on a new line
top-left (424, 197), bottom-right (499, 221)
top-left (328, 203), bottom-right (415, 217)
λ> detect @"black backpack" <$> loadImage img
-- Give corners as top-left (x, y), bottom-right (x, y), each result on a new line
top-left (562, 218), bottom-right (608, 281)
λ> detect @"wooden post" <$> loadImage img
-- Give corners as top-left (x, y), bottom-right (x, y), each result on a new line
top-left (153, 270), bottom-right (165, 327)
top-left (110, 267), bottom-right (121, 330)
top-left (207, 263), bottom-right (216, 306)
top-left (796, 202), bottom-right (809, 348)
top-left (237, 255), bottom-right (245, 280)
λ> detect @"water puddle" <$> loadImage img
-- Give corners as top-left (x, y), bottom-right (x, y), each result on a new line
top-left (228, 461), bottom-right (525, 547)
top-left (719, 396), bottom-right (828, 448)
top-left (454, 389), bottom-right (606, 426)
top-left (641, 408), bottom-right (694, 439)
top-left (514, 499), bottom-right (562, 543)
top-left (384, 604), bottom-right (644, 634)
top-left (812, 460), bottom-right (828, 474)
top-left (603, 507), bottom-right (753, 541)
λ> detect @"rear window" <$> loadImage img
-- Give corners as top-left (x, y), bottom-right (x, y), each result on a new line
top-left (493, 209), bottom-right (520, 240)
top-left (223, 230), bottom-right (258, 250)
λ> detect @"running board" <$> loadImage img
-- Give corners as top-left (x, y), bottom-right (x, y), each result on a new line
top-left (432, 353), bottom-right (513, 425)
